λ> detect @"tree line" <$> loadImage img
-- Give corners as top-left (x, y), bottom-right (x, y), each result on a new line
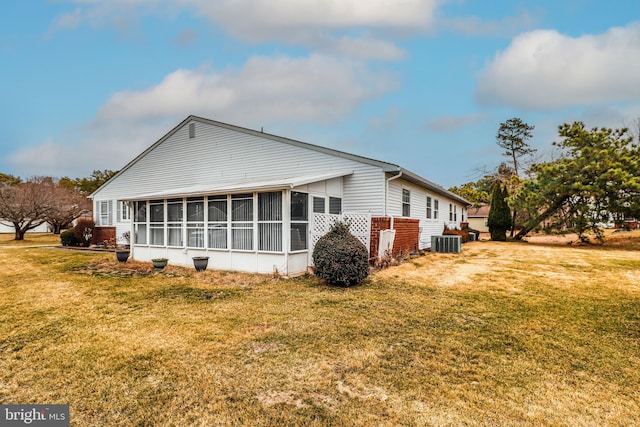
top-left (450, 119), bottom-right (640, 242)
top-left (0, 170), bottom-right (117, 240)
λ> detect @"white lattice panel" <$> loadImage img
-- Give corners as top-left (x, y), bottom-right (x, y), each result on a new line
top-left (343, 213), bottom-right (371, 250)
top-left (309, 213), bottom-right (371, 265)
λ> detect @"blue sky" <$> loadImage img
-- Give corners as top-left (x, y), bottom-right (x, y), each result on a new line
top-left (2, 0), bottom-right (640, 188)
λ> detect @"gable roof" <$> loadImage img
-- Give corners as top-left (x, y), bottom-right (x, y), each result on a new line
top-left (92, 115), bottom-right (470, 206)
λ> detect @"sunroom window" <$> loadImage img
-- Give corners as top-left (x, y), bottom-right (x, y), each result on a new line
top-left (258, 192), bottom-right (282, 252)
top-left (232, 194), bottom-right (253, 250)
top-left (208, 196), bottom-right (227, 249)
top-left (329, 197), bottom-right (342, 214)
top-left (313, 196), bottom-right (325, 214)
top-left (291, 191), bottom-right (308, 251)
top-left (167, 199), bottom-right (183, 247)
top-left (187, 197), bottom-right (204, 248)
top-left (134, 201), bottom-right (147, 244)
top-left (149, 200), bottom-right (164, 245)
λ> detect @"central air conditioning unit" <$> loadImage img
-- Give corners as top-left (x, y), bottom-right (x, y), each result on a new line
top-left (431, 235), bottom-right (462, 253)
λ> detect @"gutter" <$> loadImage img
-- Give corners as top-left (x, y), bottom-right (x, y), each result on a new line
top-left (384, 170), bottom-right (403, 217)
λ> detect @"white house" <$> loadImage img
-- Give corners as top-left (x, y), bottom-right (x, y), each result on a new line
top-left (90, 115), bottom-right (470, 275)
top-left (0, 222), bottom-right (50, 234)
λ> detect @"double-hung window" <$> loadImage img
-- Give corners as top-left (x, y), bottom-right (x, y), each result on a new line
top-left (187, 198), bottom-right (205, 248)
top-left (402, 189), bottom-right (411, 217)
top-left (167, 199), bottom-right (183, 247)
top-left (434, 199), bottom-right (439, 219)
top-left (149, 200), bottom-right (164, 245)
top-left (99, 201), bottom-right (111, 226)
top-left (449, 204), bottom-right (453, 222)
top-left (290, 192), bottom-right (308, 251)
top-left (258, 192), bottom-right (282, 252)
top-left (134, 201), bottom-right (147, 244)
top-left (208, 196), bottom-right (227, 249)
top-left (232, 194), bottom-right (253, 250)
top-left (426, 196), bottom-right (432, 219)
top-left (120, 201), bottom-right (130, 222)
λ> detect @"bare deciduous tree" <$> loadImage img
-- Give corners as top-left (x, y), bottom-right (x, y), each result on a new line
top-left (0, 177), bottom-right (56, 240)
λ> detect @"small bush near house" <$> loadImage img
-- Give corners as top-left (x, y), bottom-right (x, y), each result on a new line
top-left (74, 218), bottom-right (95, 247)
top-left (60, 229), bottom-right (79, 246)
top-left (312, 221), bottom-right (369, 286)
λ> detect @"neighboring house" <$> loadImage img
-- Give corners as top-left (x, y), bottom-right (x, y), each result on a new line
top-left (467, 204), bottom-right (490, 233)
top-left (0, 222), bottom-right (50, 234)
top-left (90, 115), bottom-right (470, 275)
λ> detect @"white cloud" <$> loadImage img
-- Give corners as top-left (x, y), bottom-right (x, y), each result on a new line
top-left (98, 54), bottom-right (394, 123)
top-left (187, 0), bottom-right (438, 35)
top-left (476, 23), bottom-right (640, 110)
top-left (50, 0), bottom-right (439, 60)
top-left (9, 54), bottom-right (395, 177)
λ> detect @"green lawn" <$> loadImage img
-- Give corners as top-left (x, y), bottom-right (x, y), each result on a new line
top-left (1, 233), bottom-right (639, 426)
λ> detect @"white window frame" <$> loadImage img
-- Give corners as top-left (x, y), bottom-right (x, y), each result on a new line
top-left (290, 191), bottom-right (308, 252)
top-left (402, 189), bottom-right (411, 217)
top-left (119, 201), bottom-right (130, 222)
top-left (231, 194), bottom-right (254, 251)
top-left (99, 201), bottom-right (110, 226)
top-left (258, 191), bottom-right (283, 252)
top-left (166, 199), bottom-right (184, 247)
top-left (149, 200), bottom-right (165, 246)
top-left (186, 197), bottom-right (205, 248)
top-left (426, 196), bottom-right (432, 219)
top-left (133, 201), bottom-right (147, 245)
top-left (207, 196), bottom-right (228, 250)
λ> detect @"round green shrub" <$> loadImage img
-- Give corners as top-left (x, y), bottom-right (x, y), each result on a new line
top-left (60, 229), bottom-right (78, 246)
top-left (312, 221), bottom-right (369, 286)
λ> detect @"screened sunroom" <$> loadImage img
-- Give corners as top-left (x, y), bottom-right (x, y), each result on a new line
top-left (123, 172), bottom-right (349, 275)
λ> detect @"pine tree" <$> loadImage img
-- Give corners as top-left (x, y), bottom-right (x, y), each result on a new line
top-left (488, 183), bottom-right (512, 241)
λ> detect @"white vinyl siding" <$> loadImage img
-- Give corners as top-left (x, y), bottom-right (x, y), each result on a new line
top-left (92, 120), bottom-right (386, 216)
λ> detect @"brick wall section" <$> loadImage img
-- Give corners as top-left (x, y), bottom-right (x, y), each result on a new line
top-left (370, 217), bottom-right (391, 257)
top-left (92, 226), bottom-right (116, 245)
top-left (370, 217), bottom-right (420, 260)
top-left (391, 218), bottom-right (420, 255)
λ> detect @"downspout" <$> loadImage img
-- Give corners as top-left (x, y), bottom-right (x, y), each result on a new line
top-left (384, 170), bottom-right (403, 218)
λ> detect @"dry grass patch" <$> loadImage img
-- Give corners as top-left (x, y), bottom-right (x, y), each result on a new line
top-left (0, 232), bottom-right (60, 246)
top-left (1, 232), bottom-right (639, 425)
